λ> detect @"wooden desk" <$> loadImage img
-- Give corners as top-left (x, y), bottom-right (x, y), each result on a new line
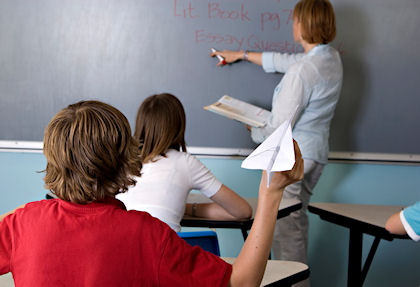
top-left (182, 194), bottom-right (302, 240)
top-left (308, 202), bottom-right (409, 287)
top-left (222, 257), bottom-right (309, 287)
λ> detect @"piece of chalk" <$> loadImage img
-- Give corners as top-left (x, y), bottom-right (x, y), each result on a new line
top-left (211, 48), bottom-right (226, 65)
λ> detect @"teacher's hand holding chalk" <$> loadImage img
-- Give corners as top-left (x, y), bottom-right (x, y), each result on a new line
top-left (210, 48), bottom-right (227, 66)
top-left (210, 48), bottom-right (263, 66)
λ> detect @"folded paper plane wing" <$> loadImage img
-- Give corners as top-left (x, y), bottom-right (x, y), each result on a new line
top-left (241, 119), bottom-right (295, 186)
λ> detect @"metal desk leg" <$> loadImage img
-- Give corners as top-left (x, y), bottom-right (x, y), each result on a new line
top-left (361, 237), bottom-right (381, 285)
top-left (241, 228), bottom-right (248, 241)
top-left (348, 228), bottom-right (363, 287)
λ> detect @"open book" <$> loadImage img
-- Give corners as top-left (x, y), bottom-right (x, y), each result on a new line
top-left (204, 95), bottom-right (271, 128)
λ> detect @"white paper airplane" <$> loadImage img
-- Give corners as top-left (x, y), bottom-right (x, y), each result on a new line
top-left (241, 118), bottom-right (295, 186)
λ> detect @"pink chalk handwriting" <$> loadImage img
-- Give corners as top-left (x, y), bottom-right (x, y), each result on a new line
top-left (174, 0), bottom-right (199, 19)
top-left (174, 1), bottom-right (345, 55)
top-left (173, 0), bottom-right (293, 32)
top-left (247, 34), bottom-right (304, 53)
top-left (260, 9), bottom-right (293, 31)
top-left (261, 12), bottom-right (280, 31)
top-left (195, 29), bottom-right (247, 50)
top-left (195, 29), bottom-right (305, 53)
top-left (283, 9), bottom-right (294, 25)
top-left (208, 3), bottom-right (251, 22)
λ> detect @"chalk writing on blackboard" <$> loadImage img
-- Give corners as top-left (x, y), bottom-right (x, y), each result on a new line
top-left (174, 0), bottom-right (293, 30)
top-left (173, 0), bottom-right (343, 54)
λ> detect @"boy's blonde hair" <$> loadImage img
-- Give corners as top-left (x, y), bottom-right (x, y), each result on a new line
top-left (43, 100), bottom-right (142, 204)
top-left (293, 0), bottom-right (336, 44)
top-left (134, 93), bottom-right (187, 163)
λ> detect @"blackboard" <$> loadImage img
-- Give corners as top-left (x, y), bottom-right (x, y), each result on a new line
top-left (0, 0), bottom-right (419, 154)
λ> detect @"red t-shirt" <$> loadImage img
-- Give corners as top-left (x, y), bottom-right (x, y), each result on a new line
top-left (0, 198), bottom-right (232, 286)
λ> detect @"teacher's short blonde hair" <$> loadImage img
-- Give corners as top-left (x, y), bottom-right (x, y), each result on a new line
top-left (293, 0), bottom-right (336, 44)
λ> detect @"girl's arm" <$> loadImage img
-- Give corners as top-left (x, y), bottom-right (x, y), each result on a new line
top-left (185, 185), bottom-right (252, 220)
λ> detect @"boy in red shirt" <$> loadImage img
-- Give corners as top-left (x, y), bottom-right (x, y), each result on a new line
top-left (0, 100), bottom-right (303, 286)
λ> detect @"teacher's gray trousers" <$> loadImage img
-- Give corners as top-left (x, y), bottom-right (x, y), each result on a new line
top-left (271, 159), bottom-right (324, 286)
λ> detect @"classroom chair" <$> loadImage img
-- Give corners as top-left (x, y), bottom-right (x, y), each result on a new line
top-left (177, 230), bottom-right (221, 256)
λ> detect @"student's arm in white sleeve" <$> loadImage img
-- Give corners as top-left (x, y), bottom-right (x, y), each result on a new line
top-left (229, 140), bottom-right (304, 287)
top-left (386, 202), bottom-right (420, 241)
top-left (184, 154), bottom-right (252, 220)
top-left (186, 185), bottom-right (252, 220)
top-left (251, 69), bottom-right (306, 143)
top-left (386, 201), bottom-right (420, 239)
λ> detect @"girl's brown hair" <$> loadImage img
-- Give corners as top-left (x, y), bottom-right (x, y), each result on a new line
top-left (43, 100), bottom-right (142, 204)
top-left (293, 0), bottom-right (336, 44)
top-left (134, 93), bottom-right (186, 163)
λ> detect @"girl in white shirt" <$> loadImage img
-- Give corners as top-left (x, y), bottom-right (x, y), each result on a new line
top-left (117, 93), bottom-right (252, 232)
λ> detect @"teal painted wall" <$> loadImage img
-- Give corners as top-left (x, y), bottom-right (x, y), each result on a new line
top-left (0, 151), bottom-right (419, 286)
top-left (0, 152), bottom-right (47, 210)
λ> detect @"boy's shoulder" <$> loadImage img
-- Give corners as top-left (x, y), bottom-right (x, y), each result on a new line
top-left (26, 199), bottom-right (56, 207)
top-left (17, 199), bottom-right (58, 214)
top-left (13, 198), bottom-right (174, 239)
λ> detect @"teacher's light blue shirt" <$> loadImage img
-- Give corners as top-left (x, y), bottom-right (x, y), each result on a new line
top-left (401, 201), bottom-right (420, 241)
top-left (251, 44), bottom-right (343, 164)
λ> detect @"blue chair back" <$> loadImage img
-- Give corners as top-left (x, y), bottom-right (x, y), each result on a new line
top-left (177, 231), bottom-right (220, 256)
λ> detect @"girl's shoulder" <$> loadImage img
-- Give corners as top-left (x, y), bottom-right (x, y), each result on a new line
top-left (166, 149), bottom-right (199, 162)
top-left (165, 149), bottom-right (203, 168)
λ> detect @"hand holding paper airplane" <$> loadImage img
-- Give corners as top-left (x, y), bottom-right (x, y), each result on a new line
top-left (241, 119), bottom-right (295, 186)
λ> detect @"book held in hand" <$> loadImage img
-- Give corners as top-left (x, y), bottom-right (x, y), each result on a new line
top-left (204, 95), bottom-right (271, 128)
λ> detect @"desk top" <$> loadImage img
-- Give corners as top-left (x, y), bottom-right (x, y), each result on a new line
top-left (309, 202), bottom-right (408, 240)
top-left (0, 273), bottom-right (13, 287)
top-left (222, 257), bottom-right (309, 286)
top-left (182, 194), bottom-right (301, 229)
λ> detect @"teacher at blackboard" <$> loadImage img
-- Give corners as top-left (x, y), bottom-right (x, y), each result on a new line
top-left (212, 0), bottom-right (342, 276)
